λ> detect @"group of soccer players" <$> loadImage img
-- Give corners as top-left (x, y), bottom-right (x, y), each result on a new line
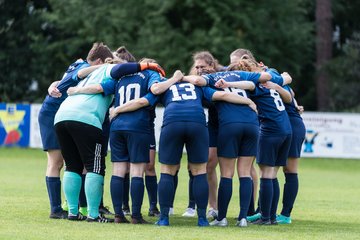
top-left (39, 42), bottom-right (305, 226)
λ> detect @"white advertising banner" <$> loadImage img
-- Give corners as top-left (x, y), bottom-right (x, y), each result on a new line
top-left (301, 112), bottom-right (360, 159)
top-left (30, 104), bottom-right (42, 149)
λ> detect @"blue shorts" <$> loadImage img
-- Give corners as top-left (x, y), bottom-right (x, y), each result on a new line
top-left (288, 117), bottom-right (306, 158)
top-left (208, 124), bottom-right (218, 148)
top-left (110, 130), bottom-right (150, 163)
top-left (217, 123), bottom-right (259, 158)
top-left (38, 108), bottom-right (59, 151)
top-left (149, 127), bottom-right (156, 150)
top-left (159, 122), bottom-right (208, 165)
top-left (256, 134), bottom-right (292, 167)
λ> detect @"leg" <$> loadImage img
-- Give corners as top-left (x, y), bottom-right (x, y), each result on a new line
top-left (130, 163), bottom-right (147, 221)
top-left (110, 162), bottom-right (128, 219)
top-left (207, 147), bottom-right (218, 211)
top-left (146, 149), bottom-right (159, 216)
top-left (280, 157), bottom-right (299, 219)
top-left (237, 156), bottom-right (254, 220)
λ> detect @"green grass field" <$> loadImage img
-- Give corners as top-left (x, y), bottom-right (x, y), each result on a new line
top-left (1, 148), bottom-right (360, 240)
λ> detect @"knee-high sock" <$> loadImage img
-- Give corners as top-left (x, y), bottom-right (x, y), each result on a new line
top-left (259, 178), bottom-right (273, 221)
top-left (193, 174), bottom-right (208, 218)
top-left (270, 178), bottom-right (280, 220)
top-left (63, 171), bottom-right (82, 215)
top-left (188, 170), bottom-right (196, 209)
top-left (239, 177), bottom-right (252, 219)
top-left (158, 173), bottom-right (174, 219)
top-left (85, 172), bottom-right (104, 218)
top-left (281, 173), bottom-right (299, 217)
top-left (79, 174), bottom-right (87, 208)
top-left (217, 177), bottom-right (232, 221)
top-left (46, 176), bottom-right (62, 213)
top-left (171, 170), bottom-right (179, 208)
top-left (131, 177), bottom-right (144, 218)
top-left (123, 173), bottom-right (130, 208)
top-left (145, 175), bottom-right (158, 210)
top-left (247, 179), bottom-right (255, 216)
top-left (110, 175), bottom-right (124, 216)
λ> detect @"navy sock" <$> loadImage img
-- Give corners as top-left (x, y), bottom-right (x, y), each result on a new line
top-left (270, 178), bottom-right (280, 220)
top-left (259, 178), bottom-right (273, 221)
top-left (281, 173), bottom-right (299, 217)
top-left (247, 179), bottom-right (255, 216)
top-left (171, 170), bottom-right (179, 208)
top-left (193, 174), bottom-right (208, 218)
top-left (46, 176), bottom-right (62, 213)
top-left (217, 177), bottom-right (232, 220)
top-left (145, 175), bottom-right (158, 210)
top-left (110, 175), bottom-right (124, 216)
top-left (158, 173), bottom-right (174, 219)
top-left (123, 173), bottom-right (130, 208)
top-left (188, 170), bottom-right (196, 209)
top-left (131, 177), bottom-right (144, 218)
top-left (239, 177), bottom-right (252, 219)
top-left (79, 174), bottom-right (87, 208)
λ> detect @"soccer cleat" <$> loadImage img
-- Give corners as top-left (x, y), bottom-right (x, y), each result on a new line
top-left (209, 218), bottom-right (228, 227)
top-left (79, 207), bottom-right (88, 217)
top-left (87, 215), bottom-right (114, 223)
top-left (168, 207), bottom-right (174, 215)
top-left (68, 213), bottom-right (87, 221)
top-left (122, 206), bottom-right (131, 216)
top-left (198, 217), bottom-right (210, 227)
top-left (131, 217), bottom-right (150, 224)
top-left (276, 214), bottom-right (292, 224)
top-left (182, 208), bottom-right (196, 217)
top-left (235, 218), bottom-right (248, 227)
top-left (251, 218), bottom-right (271, 225)
top-left (49, 210), bottom-right (68, 219)
top-left (148, 207), bottom-right (160, 217)
top-left (206, 208), bottom-right (218, 219)
top-left (271, 219), bottom-right (278, 225)
top-left (247, 213), bottom-right (261, 222)
top-left (114, 214), bottom-right (130, 223)
top-left (155, 218), bottom-right (169, 226)
top-left (99, 206), bottom-right (114, 216)
top-left (61, 201), bottom-right (69, 212)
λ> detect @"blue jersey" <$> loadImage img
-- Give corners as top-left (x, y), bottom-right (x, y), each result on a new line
top-left (42, 59), bottom-right (89, 112)
top-left (283, 85), bottom-right (302, 119)
top-left (267, 68), bottom-right (284, 85)
top-left (104, 70), bottom-right (160, 133)
top-left (203, 71), bottom-right (260, 126)
top-left (249, 81), bottom-right (292, 136)
top-left (160, 81), bottom-right (215, 127)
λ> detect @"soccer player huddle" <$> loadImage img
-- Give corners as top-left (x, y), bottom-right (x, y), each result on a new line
top-left (38, 42), bottom-right (305, 227)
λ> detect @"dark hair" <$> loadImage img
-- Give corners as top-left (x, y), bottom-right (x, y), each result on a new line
top-left (86, 42), bottom-right (113, 63)
top-left (115, 46), bottom-right (136, 62)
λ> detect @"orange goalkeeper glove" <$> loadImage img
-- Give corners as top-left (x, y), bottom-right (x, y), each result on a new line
top-left (140, 63), bottom-right (166, 77)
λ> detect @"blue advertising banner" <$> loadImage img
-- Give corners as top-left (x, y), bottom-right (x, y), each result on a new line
top-left (0, 103), bottom-right (30, 147)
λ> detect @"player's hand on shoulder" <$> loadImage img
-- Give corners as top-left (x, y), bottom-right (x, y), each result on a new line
top-left (109, 107), bottom-right (118, 121)
top-left (261, 81), bottom-right (278, 90)
top-left (248, 100), bottom-right (258, 114)
top-left (297, 105), bottom-right (304, 114)
top-left (48, 86), bottom-right (61, 98)
top-left (215, 78), bottom-right (228, 88)
top-left (173, 70), bottom-right (184, 82)
top-left (67, 87), bottom-right (78, 96)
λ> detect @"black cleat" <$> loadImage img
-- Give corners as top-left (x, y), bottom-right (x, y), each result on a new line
top-left (87, 215), bottom-right (114, 223)
top-left (68, 213), bottom-right (87, 221)
top-left (49, 210), bottom-right (68, 219)
top-left (148, 207), bottom-right (160, 217)
top-left (131, 216), bottom-right (150, 224)
top-left (114, 214), bottom-right (130, 223)
top-left (99, 206), bottom-right (114, 216)
top-left (251, 218), bottom-right (272, 225)
top-left (122, 206), bottom-right (131, 216)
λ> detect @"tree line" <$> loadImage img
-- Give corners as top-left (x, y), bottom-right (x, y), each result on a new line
top-left (1, 0), bottom-right (359, 111)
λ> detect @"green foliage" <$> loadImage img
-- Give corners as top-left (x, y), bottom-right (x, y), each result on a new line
top-left (0, 0), bottom-right (359, 112)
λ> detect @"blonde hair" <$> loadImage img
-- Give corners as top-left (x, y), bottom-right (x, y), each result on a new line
top-left (230, 48), bottom-right (256, 61)
top-left (228, 59), bottom-right (261, 72)
top-left (105, 57), bottom-right (125, 64)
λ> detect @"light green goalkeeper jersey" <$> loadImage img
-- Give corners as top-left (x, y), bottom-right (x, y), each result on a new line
top-left (54, 64), bottom-right (115, 129)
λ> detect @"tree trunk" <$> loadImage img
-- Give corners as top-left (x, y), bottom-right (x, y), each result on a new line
top-left (316, 0), bottom-right (332, 110)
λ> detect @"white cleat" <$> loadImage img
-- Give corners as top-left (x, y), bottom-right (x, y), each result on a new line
top-left (235, 218), bottom-right (248, 227)
top-left (207, 208), bottom-right (218, 219)
top-left (182, 208), bottom-right (196, 217)
top-left (209, 218), bottom-right (228, 227)
top-left (168, 207), bottom-right (174, 215)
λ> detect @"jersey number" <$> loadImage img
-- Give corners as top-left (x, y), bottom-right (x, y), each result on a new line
top-left (270, 89), bottom-right (285, 111)
top-left (224, 87), bottom-right (247, 98)
top-left (169, 83), bottom-right (197, 101)
top-left (118, 83), bottom-right (141, 106)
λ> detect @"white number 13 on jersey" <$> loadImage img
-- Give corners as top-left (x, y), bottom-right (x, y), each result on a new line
top-left (169, 83), bottom-right (197, 101)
